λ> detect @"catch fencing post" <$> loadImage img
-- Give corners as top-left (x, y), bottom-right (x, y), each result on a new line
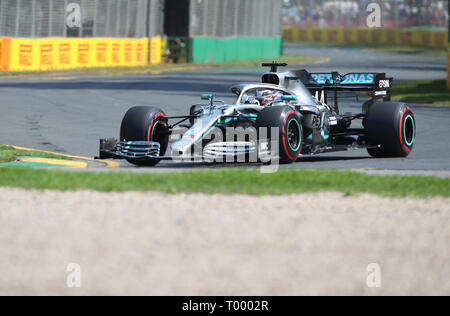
top-left (0, 0), bottom-right (4, 36)
top-left (125, 0), bottom-right (130, 37)
top-left (31, 0), bottom-right (36, 37)
top-left (93, 0), bottom-right (98, 37)
top-left (115, 0), bottom-right (120, 37)
top-left (244, 0), bottom-right (250, 36)
top-left (145, 0), bottom-right (150, 37)
top-left (15, 0), bottom-right (21, 37)
top-left (80, 0), bottom-right (84, 36)
top-left (64, 0), bottom-right (68, 37)
top-left (106, 0), bottom-right (111, 37)
top-left (251, 0), bottom-right (258, 37)
top-left (146, 0), bottom-right (151, 63)
top-left (49, 0), bottom-right (53, 37)
top-left (233, 0), bottom-right (239, 37)
top-left (212, 0), bottom-right (218, 37)
top-left (136, 0), bottom-right (142, 37)
top-left (203, 0), bottom-right (208, 36)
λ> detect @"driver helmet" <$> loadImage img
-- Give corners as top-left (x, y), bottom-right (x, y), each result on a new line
top-left (256, 89), bottom-right (280, 106)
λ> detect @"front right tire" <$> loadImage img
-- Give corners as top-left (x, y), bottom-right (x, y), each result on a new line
top-left (256, 106), bottom-right (303, 164)
top-left (120, 106), bottom-right (169, 167)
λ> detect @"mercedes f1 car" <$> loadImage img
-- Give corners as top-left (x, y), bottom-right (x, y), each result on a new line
top-left (98, 62), bottom-right (416, 166)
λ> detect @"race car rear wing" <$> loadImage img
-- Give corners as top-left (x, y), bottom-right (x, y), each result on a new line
top-left (294, 70), bottom-right (393, 113)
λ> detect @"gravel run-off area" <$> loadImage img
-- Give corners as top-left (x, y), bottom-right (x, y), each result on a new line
top-left (0, 188), bottom-right (449, 296)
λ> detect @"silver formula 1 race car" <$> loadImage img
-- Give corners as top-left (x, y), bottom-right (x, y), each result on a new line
top-left (98, 62), bottom-right (416, 166)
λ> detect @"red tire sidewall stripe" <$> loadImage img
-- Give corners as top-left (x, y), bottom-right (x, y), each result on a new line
top-left (147, 112), bottom-right (166, 142)
top-left (282, 110), bottom-right (302, 161)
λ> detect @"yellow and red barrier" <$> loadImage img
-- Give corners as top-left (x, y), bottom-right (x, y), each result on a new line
top-left (150, 37), bottom-right (163, 65)
top-left (0, 37), bottom-right (166, 72)
top-left (283, 27), bottom-right (448, 48)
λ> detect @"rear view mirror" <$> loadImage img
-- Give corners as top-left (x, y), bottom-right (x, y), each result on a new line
top-left (281, 95), bottom-right (298, 102)
top-left (201, 94), bottom-right (213, 101)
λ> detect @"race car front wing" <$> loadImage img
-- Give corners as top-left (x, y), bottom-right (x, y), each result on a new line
top-left (97, 138), bottom-right (259, 162)
top-left (97, 139), bottom-right (164, 161)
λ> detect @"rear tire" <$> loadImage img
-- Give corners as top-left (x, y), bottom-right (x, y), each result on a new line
top-left (256, 106), bottom-right (303, 164)
top-left (120, 106), bottom-right (169, 167)
top-left (365, 102), bottom-right (416, 158)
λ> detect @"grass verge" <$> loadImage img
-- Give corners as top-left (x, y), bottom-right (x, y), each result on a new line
top-left (0, 167), bottom-right (448, 198)
top-left (0, 55), bottom-right (321, 78)
top-left (0, 145), bottom-right (69, 163)
top-left (392, 79), bottom-right (450, 106)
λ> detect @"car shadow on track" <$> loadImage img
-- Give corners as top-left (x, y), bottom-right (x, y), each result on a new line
top-left (297, 156), bottom-right (372, 163)
top-left (122, 155), bottom-right (372, 170)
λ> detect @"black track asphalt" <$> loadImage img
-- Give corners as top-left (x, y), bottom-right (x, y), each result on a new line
top-left (0, 43), bottom-right (449, 172)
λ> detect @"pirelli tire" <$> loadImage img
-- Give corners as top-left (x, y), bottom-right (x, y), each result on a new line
top-left (365, 102), bottom-right (416, 158)
top-left (256, 106), bottom-right (303, 164)
top-left (120, 106), bottom-right (170, 167)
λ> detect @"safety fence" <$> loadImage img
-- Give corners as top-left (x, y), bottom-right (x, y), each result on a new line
top-left (0, 0), bottom-right (284, 71)
top-left (190, 0), bottom-right (281, 38)
top-left (0, 0), bottom-right (163, 38)
top-left (0, 36), bottom-right (166, 71)
top-left (0, 0), bottom-right (165, 71)
top-left (283, 27), bottom-right (449, 48)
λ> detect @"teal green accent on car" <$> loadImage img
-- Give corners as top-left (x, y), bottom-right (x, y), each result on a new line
top-left (319, 113), bottom-right (329, 141)
top-left (201, 94), bottom-right (213, 100)
top-left (320, 112), bottom-right (326, 129)
top-left (222, 117), bottom-right (235, 124)
top-left (287, 119), bottom-right (302, 152)
top-left (321, 129), bottom-right (329, 141)
top-left (305, 130), bottom-right (328, 141)
top-left (219, 115), bottom-right (256, 125)
top-left (404, 114), bottom-right (415, 146)
top-left (239, 113), bottom-right (258, 121)
top-left (281, 95), bottom-right (298, 102)
top-left (202, 114), bottom-right (258, 141)
top-left (201, 125), bottom-right (219, 141)
top-left (191, 36), bottom-right (283, 64)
